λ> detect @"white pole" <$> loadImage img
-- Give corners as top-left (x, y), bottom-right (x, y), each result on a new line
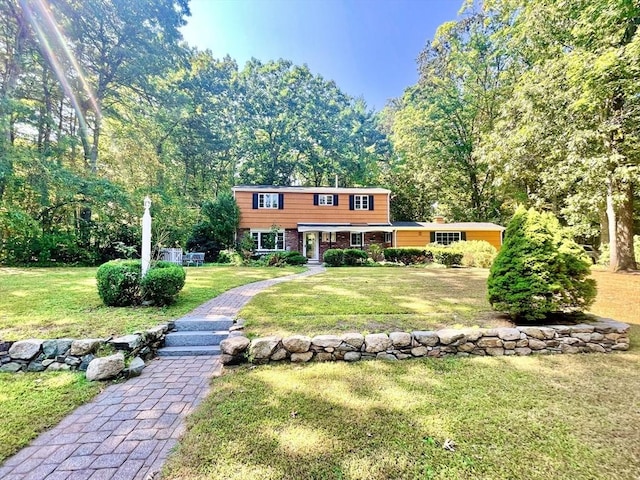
top-left (142, 196), bottom-right (152, 277)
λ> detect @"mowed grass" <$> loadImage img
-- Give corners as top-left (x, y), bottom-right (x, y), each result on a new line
top-left (242, 267), bottom-right (512, 337)
top-left (0, 372), bottom-right (102, 463)
top-left (0, 265), bottom-right (303, 340)
top-left (164, 269), bottom-right (640, 480)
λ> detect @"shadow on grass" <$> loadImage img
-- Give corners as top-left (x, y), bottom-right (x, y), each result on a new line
top-left (164, 346), bottom-right (640, 480)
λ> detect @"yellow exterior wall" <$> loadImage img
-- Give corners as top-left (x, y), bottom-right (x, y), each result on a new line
top-left (236, 191), bottom-right (389, 229)
top-left (395, 230), bottom-right (428, 247)
top-left (465, 231), bottom-right (502, 250)
top-left (395, 229), bottom-right (503, 250)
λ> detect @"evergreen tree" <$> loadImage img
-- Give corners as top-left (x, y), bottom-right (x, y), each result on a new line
top-left (488, 207), bottom-right (596, 322)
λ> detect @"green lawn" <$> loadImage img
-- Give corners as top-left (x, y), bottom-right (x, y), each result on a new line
top-left (0, 371), bottom-right (102, 462)
top-left (164, 269), bottom-right (640, 480)
top-left (0, 265), bottom-right (303, 340)
top-left (241, 267), bottom-right (511, 337)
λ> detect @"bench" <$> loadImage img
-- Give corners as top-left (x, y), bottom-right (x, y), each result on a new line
top-left (182, 252), bottom-right (205, 266)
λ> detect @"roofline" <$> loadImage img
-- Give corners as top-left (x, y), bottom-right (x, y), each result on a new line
top-left (392, 222), bottom-right (505, 231)
top-left (232, 185), bottom-right (391, 194)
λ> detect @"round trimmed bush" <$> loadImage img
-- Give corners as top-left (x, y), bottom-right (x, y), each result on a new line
top-left (282, 251), bottom-right (307, 265)
top-left (323, 249), bottom-right (344, 267)
top-left (343, 248), bottom-right (368, 266)
top-left (96, 260), bottom-right (142, 306)
top-left (487, 207), bottom-right (596, 322)
top-left (141, 261), bottom-right (186, 306)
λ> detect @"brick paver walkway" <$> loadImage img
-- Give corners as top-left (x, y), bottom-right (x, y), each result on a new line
top-left (1, 265), bottom-right (325, 480)
top-left (185, 265), bottom-right (325, 317)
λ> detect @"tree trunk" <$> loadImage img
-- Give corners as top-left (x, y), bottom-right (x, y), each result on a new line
top-left (599, 208), bottom-right (609, 246)
top-left (606, 177), bottom-right (636, 271)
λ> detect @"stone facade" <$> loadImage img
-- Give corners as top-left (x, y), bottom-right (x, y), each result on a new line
top-left (220, 318), bottom-right (630, 365)
top-left (0, 323), bottom-right (171, 379)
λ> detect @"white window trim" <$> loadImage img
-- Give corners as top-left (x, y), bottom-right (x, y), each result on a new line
top-left (251, 229), bottom-right (285, 250)
top-left (354, 195), bottom-right (369, 210)
top-left (384, 232), bottom-right (392, 243)
top-left (434, 231), bottom-right (461, 246)
top-left (258, 193), bottom-right (279, 209)
top-left (350, 232), bottom-right (363, 247)
top-left (318, 194), bottom-right (334, 206)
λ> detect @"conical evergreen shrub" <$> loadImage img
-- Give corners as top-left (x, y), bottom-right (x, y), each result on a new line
top-left (487, 207), bottom-right (596, 322)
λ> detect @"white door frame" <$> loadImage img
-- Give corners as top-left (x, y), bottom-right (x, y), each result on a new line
top-left (303, 231), bottom-right (319, 261)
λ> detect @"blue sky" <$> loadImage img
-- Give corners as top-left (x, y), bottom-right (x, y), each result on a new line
top-left (181, 0), bottom-right (463, 111)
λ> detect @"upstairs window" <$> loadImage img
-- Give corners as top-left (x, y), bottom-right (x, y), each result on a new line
top-left (258, 193), bottom-right (279, 209)
top-left (319, 194), bottom-right (333, 206)
top-left (434, 232), bottom-right (461, 245)
top-left (349, 194), bottom-right (374, 210)
top-left (354, 195), bottom-right (369, 210)
top-left (314, 194), bottom-right (339, 206)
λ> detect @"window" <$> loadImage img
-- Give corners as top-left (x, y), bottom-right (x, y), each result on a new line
top-left (258, 193), bottom-right (279, 209)
top-left (384, 232), bottom-right (392, 243)
top-left (321, 232), bottom-right (336, 242)
top-left (434, 232), bottom-right (461, 245)
top-left (251, 231), bottom-right (285, 250)
top-left (350, 232), bottom-right (363, 246)
top-left (318, 194), bottom-right (334, 206)
top-left (354, 195), bottom-right (369, 210)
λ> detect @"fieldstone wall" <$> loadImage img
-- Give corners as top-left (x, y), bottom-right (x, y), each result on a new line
top-left (0, 323), bottom-right (171, 379)
top-left (220, 318), bottom-right (630, 365)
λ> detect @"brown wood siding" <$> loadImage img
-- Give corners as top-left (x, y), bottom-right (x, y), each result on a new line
top-left (236, 191), bottom-right (389, 229)
top-left (396, 229), bottom-right (502, 250)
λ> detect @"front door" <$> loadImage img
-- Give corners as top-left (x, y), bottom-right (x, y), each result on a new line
top-left (303, 232), bottom-right (319, 261)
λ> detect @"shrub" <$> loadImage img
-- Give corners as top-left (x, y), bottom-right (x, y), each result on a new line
top-left (323, 249), bottom-right (344, 267)
top-left (343, 248), bottom-right (368, 266)
top-left (96, 260), bottom-right (143, 306)
top-left (450, 240), bottom-right (498, 268)
top-left (282, 251), bottom-right (307, 265)
top-left (487, 207), bottom-right (596, 322)
top-left (262, 250), bottom-right (307, 267)
top-left (217, 249), bottom-right (243, 265)
top-left (429, 247), bottom-right (464, 267)
top-left (383, 248), bottom-right (428, 265)
top-left (367, 243), bottom-right (385, 262)
top-left (141, 261), bottom-right (186, 305)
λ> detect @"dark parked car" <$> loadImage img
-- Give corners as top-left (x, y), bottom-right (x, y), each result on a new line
top-left (581, 245), bottom-right (599, 264)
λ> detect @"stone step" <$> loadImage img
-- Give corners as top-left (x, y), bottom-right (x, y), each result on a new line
top-left (164, 331), bottom-right (228, 347)
top-left (173, 316), bottom-right (234, 331)
top-left (157, 345), bottom-right (221, 357)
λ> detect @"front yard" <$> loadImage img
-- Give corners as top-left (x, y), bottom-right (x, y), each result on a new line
top-left (241, 267), bottom-right (512, 337)
top-left (0, 265), bottom-right (303, 340)
top-left (163, 267), bottom-right (640, 480)
top-left (0, 265), bottom-right (302, 462)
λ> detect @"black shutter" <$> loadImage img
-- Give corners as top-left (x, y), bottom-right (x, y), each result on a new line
top-left (461, 232), bottom-right (467, 241)
top-left (313, 194), bottom-right (319, 205)
top-left (278, 193), bottom-right (284, 210)
top-left (252, 193), bottom-right (258, 209)
top-left (430, 232), bottom-right (436, 243)
top-left (349, 195), bottom-right (354, 210)
top-left (369, 195), bottom-right (374, 210)
top-left (333, 194), bottom-right (339, 206)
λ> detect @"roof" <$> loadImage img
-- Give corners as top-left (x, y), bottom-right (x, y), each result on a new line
top-left (298, 223), bottom-right (394, 233)
top-left (392, 221), bottom-right (505, 231)
top-left (232, 185), bottom-right (391, 194)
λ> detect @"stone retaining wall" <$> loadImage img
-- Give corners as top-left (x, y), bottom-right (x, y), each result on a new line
top-left (219, 318), bottom-right (630, 365)
top-left (0, 323), bottom-right (171, 378)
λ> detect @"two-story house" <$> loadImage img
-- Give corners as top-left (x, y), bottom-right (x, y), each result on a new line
top-left (232, 185), bottom-right (504, 262)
